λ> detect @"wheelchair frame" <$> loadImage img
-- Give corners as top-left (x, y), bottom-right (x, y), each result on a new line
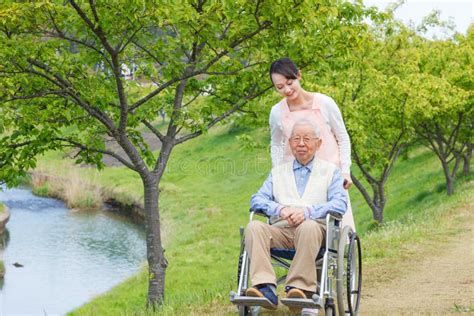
top-left (229, 209), bottom-right (362, 316)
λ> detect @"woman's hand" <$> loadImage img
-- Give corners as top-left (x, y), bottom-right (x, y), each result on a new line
top-left (342, 173), bottom-right (353, 190)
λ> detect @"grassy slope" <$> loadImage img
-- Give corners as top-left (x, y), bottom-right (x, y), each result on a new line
top-left (31, 125), bottom-right (471, 315)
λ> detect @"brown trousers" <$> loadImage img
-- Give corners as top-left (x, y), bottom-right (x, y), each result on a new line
top-left (245, 220), bottom-right (326, 292)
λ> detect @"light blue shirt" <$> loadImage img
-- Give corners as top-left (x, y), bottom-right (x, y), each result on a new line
top-left (250, 158), bottom-right (348, 220)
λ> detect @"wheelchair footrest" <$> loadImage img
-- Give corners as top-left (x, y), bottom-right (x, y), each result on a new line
top-left (280, 295), bottom-right (323, 309)
top-left (229, 291), bottom-right (270, 306)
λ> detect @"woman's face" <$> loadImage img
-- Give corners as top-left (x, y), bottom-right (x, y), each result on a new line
top-left (271, 72), bottom-right (302, 101)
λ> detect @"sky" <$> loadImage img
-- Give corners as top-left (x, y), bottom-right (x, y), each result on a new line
top-left (363, 0), bottom-right (474, 38)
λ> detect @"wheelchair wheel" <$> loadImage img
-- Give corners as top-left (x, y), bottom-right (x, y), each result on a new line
top-left (337, 226), bottom-right (362, 316)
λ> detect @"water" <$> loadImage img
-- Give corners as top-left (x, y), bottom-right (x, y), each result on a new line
top-left (0, 186), bottom-right (146, 315)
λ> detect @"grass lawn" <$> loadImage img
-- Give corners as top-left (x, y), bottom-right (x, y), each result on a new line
top-left (31, 125), bottom-right (472, 315)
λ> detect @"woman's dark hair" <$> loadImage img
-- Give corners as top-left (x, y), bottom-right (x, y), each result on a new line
top-left (269, 57), bottom-right (299, 83)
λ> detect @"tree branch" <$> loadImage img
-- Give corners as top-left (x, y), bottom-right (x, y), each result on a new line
top-left (351, 174), bottom-right (379, 213)
top-left (142, 120), bottom-right (165, 143)
top-left (174, 85), bottom-right (272, 145)
top-left (25, 58), bottom-right (116, 131)
top-left (2, 89), bottom-right (67, 102)
top-left (446, 112), bottom-right (463, 153)
top-left (54, 137), bottom-right (138, 171)
top-left (182, 91), bottom-right (202, 108)
top-left (69, 1), bottom-right (129, 133)
top-left (129, 19), bottom-right (272, 112)
top-left (43, 8), bottom-right (114, 69)
top-left (351, 145), bottom-right (378, 185)
top-left (118, 25), bottom-right (143, 53)
top-left (69, 0), bottom-right (116, 55)
top-left (131, 40), bottom-right (163, 66)
top-left (417, 123), bottom-right (446, 163)
top-left (129, 76), bottom-right (187, 112)
top-left (380, 131), bottom-right (404, 182)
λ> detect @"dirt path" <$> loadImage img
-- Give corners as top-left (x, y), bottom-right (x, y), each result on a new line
top-left (361, 208), bottom-right (474, 315)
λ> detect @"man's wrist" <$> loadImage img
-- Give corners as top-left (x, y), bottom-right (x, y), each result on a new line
top-left (277, 205), bottom-right (287, 216)
top-left (304, 207), bottom-right (310, 220)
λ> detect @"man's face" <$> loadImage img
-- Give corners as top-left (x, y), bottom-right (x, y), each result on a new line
top-left (289, 124), bottom-right (322, 165)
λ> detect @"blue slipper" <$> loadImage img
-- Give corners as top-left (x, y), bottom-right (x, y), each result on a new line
top-left (246, 284), bottom-right (278, 310)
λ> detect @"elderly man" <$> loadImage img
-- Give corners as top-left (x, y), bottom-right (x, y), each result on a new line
top-left (245, 119), bottom-right (348, 313)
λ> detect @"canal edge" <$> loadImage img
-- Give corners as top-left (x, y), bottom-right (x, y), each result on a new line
top-left (28, 171), bottom-right (146, 224)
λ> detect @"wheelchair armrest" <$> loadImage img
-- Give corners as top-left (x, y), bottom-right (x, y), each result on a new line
top-left (327, 211), bottom-right (343, 220)
top-left (249, 208), bottom-right (270, 221)
top-left (249, 208), bottom-right (269, 217)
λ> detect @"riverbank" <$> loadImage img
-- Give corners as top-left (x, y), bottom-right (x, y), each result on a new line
top-left (29, 171), bottom-right (145, 223)
top-left (0, 202), bottom-right (9, 278)
top-left (0, 203), bottom-right (10, 234)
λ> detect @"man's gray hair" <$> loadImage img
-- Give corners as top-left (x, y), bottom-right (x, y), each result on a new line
top-left (290, 119), bottom-right (321, 138)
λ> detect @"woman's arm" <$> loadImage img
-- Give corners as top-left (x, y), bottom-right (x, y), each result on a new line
top-left (323, 96), bottom-right (352, 187)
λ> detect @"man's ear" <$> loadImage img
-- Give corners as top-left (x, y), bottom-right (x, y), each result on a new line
top-left (316, 138), bottom-right (322, 149)
top-left (297, 70), bottom-right (302, 80)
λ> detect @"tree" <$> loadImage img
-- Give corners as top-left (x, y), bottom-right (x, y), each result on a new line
top-left (0, 0), bottom-right (376, 307)
top-left (306, 17), bottom-right (416, 224)
top-left (409, 33), bottom-right (472, 195)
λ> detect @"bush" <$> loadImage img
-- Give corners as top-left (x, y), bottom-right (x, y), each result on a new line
top-left (32, 184), bottom-right (50, 197)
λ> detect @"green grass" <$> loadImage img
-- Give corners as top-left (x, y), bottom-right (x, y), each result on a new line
top-left (0, 260), bottom-right (4, 276)
top-left (0, 203), bottom-right (4, 215)
top-left (451, 303), bottom-right (474, 313)
top-left (31, 184), bottom-right (50, 197)
top-left (31, 125), bottom-right (472, 315)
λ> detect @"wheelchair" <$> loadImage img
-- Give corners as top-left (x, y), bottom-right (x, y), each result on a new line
top-left (229, 208), bottom-right (362, 316)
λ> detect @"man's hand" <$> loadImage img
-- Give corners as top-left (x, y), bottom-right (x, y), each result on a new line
top-left (280, 206), bottom-right (306, 227)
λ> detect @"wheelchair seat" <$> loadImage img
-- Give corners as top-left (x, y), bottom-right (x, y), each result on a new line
top-left (270, 247), bottom-right (326, 261)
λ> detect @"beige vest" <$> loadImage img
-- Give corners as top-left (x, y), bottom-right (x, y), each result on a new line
top-left (272, 159), bottom-right (336, 224)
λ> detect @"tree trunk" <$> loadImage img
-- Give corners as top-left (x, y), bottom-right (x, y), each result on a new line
top-left (463, 156), bottom-right (471, 176)
top-left (446, 177), bottom-right (454, 196)
top-left (142, 175), bottom-right (168, 308)
top-left (374, 182), bottom-right (386, 224)
top-left (462, 143), bottom-right (472, 176)
top-left (372, 206), bottom-right (384, 224)
top-left (351, 174), bottom-right (385, 224)
top-left (440, 159), bottom-right (455, 196)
